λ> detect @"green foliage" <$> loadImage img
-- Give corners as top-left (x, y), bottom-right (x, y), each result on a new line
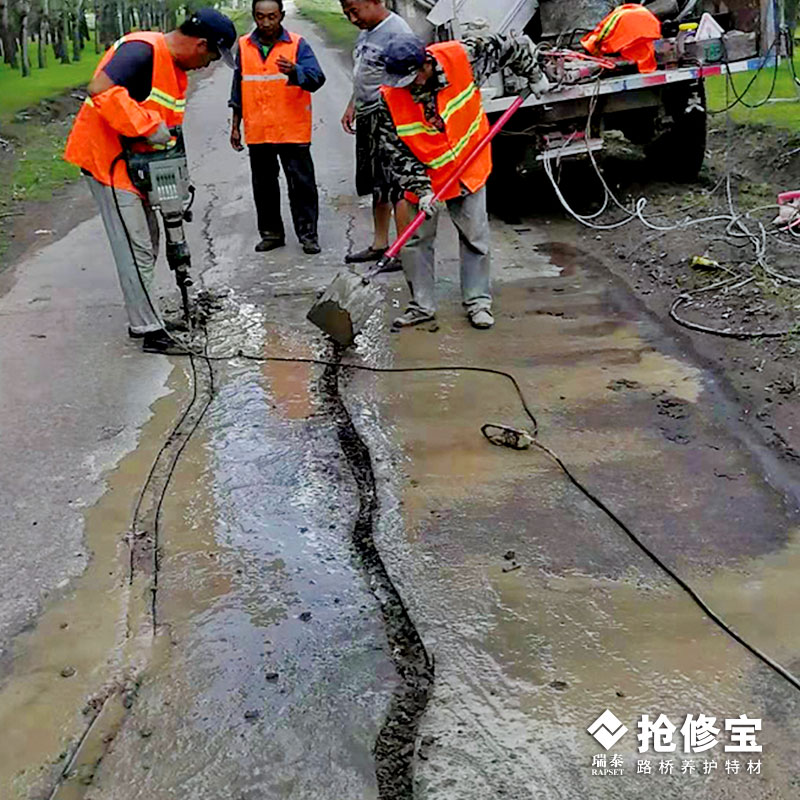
top-left (294, 0), bottom-right (357, 52)
top-left (0, 115), bottom-right (80, 263)
top-left (0, 44), bottom-right (99, 120)
top-left (219, 5), bottom-right (253, 35)
top-left (705, 59), bottom-right (800, 130)
top-left (1, 117), bottom-right (78, 203)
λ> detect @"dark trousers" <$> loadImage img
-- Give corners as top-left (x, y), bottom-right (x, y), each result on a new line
top-left (248, 143), bottom-right (319, 244)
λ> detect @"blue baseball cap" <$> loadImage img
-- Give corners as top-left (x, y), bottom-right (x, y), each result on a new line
top-left (185, 8), bottom-right (237, 67)
top-left (383, 34), bottom-right (427, 88)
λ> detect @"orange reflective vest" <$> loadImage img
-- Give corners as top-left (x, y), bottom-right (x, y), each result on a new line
top-left (581, 4), bottom-right (662, 73)
top-left (240, 31), bottom-right (312, 145)
top-left (64, 31), bottom-right (187, 195)
top-left (380, 41), bottom-right (491, 203)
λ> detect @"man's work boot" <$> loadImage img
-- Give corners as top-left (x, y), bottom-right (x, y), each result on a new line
top-left (301, 238), bottom-right (321, 255)
top-left (469, 308), bottom-right (494, 329)
top-left (345, 245), bottom-right (386, 263)
top-left (128, 318), bottom-right (187, 339)
top-left (255, 236), bottom-right (285, 253)
top-left (142, 329), bottom-right (188, 356)
top-left (392, 308), bottom-right (435, 329)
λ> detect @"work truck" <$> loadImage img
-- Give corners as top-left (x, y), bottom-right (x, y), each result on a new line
top-left (392, 0), bottom-right (783, 183)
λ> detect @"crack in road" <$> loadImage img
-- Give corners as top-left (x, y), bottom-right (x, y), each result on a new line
top-left (320, 350), bottom-right (434, 799)
top-left (199, 183), bottom-right (221, 285)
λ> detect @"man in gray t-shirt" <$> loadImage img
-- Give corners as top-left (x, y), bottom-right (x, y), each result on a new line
top-left (351, 10), bottom-right (412, 114)
top-left (340, 0), bottom-right (412, 265)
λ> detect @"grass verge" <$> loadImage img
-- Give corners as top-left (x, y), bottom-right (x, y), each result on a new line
top-left (0, 46), bottom-right (102, 265)
top-left (706, 59), bottom-right (800, 129)
top-left (0, 104), bottom-right (87, 267)
top-left (294, 0), bottom-right (357, 52)
top-left (0, 45), bottom-right (100, 119)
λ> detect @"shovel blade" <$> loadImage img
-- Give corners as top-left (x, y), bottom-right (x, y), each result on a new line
top-left (307, 269), bottom-right (383, 347)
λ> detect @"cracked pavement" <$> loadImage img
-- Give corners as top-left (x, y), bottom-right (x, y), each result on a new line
top-left (2, 6), bottom-right (800, 799)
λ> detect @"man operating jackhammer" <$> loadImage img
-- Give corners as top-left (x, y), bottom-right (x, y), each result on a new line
top-left (229, 0), bottom-right (326, 255)
top-left (376, 33), bottom-right (549, 330)
top-left (64, 8), bottom-right (236, 354)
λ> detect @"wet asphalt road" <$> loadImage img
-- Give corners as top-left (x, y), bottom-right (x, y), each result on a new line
top-left (2, 6), bottom-right (800, 798)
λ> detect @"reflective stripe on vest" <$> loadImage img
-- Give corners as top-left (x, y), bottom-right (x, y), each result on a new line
top-left (593, 6), bottom-right (627, 47)
top-left (395, 81), bottom-right (479, 138)
top-left (242, 74), bottom-right (290, 82)
top-left (581, 4), bottom-right (661, 73)
top-left (380, 41), bottom-right (491, 202)
top-left (239, 32), bottom-right (312, 144)
top-left (106, 33), bottom-right (186, 113)
top-left (64, 31), bottom-right (188, 194)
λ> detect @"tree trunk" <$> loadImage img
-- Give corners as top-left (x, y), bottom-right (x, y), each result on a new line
top-left (92, 0), bottom-right (99, 51)
top-left (787, 0), bottom-right (799, 30)
top-left (99, 0), bottom-right (115, 47)
top-left (1, 0), bottom-right (18, 67)
top-left (71, 0), bottom-right (80, 59)
top-left (37, 15), bottom-right (46, 67)
top-left (60, 6), bottom-right (70, 62)
top-left (19, 2), bottom-right (30, 76)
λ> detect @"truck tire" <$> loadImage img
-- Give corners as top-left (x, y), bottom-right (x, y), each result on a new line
top-left (644, 80), bottom-right (707, 181)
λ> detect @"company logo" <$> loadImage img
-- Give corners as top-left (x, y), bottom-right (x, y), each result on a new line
top-left (588, 710), bottom-right (629, 750)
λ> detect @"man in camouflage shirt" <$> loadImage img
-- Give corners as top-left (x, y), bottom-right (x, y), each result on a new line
top-left (376, 32), bottom-right (547, 330)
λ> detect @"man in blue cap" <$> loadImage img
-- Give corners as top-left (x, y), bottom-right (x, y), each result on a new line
top-left (64, 8), bottom-right (237, 353)
top-left (375, 32), bottom-right (549, 331)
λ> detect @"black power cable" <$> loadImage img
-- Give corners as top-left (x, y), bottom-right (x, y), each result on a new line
top-left (707, 34), bottom-right (779, 115)
top-left (106, 150), bottom-right (800, 695)
top-left (211, 351), bottom-right (800, 693)
top-left (109, 153), bottom-right (217, 630)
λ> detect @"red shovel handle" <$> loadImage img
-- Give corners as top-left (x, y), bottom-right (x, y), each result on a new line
top-left (372, 90), bottom-right (530, 272)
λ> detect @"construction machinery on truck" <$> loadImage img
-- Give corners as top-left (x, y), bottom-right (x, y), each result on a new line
top-left (392, 0), bottom-right (783, 185)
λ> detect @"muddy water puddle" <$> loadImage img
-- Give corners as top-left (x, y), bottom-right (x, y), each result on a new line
top-left (0, 288), bottom-right (395, 798)
top-left (359, 239), bottom-right (800, 798)
top-left (79, 298), bottom-right (396, 798)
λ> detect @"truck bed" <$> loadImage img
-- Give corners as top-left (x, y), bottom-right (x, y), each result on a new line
top-left (482, 53), bottom-right (778, 113)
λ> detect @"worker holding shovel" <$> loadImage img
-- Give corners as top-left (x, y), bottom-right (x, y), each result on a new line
top-left (376, 33), bottom-right (549, 330)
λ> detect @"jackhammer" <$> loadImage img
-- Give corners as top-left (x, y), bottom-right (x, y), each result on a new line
top-left (122, 126), bottom-right (196, 329)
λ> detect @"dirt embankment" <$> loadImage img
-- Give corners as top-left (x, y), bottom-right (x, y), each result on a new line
top-left (535, 120), bottom-right (800, 475)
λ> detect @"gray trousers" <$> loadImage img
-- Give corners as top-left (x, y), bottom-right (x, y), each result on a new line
top-left (401, 185), bottom-right (491, 316)
top-left (86, 175), bottom-right (162, 334)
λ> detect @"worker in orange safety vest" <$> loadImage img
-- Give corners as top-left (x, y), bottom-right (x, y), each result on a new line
top-left (375, 33), bottom-right (549, 330)
top-left (581, 3), bottom-right (662, 73)
top-left (64, 9), bottom-right (236, 354)
top-left (229, 0), bottom-right (326, 255)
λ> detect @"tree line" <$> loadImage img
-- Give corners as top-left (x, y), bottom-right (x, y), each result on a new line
top-left (0, 0), bottom-right (191, 77)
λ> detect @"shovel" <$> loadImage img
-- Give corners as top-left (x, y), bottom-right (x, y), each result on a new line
top-left (307, 90), bottom-right (532, 347)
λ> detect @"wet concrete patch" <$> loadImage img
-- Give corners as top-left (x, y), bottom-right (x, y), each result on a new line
top-left (357, 234), bottom-right (800, 797)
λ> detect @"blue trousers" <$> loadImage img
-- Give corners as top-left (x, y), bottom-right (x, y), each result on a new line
top-left (248, 143), bottom-right (319, 245)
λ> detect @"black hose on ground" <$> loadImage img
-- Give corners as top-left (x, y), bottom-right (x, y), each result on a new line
top-left (107, 151), bottom-right (800, 698)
